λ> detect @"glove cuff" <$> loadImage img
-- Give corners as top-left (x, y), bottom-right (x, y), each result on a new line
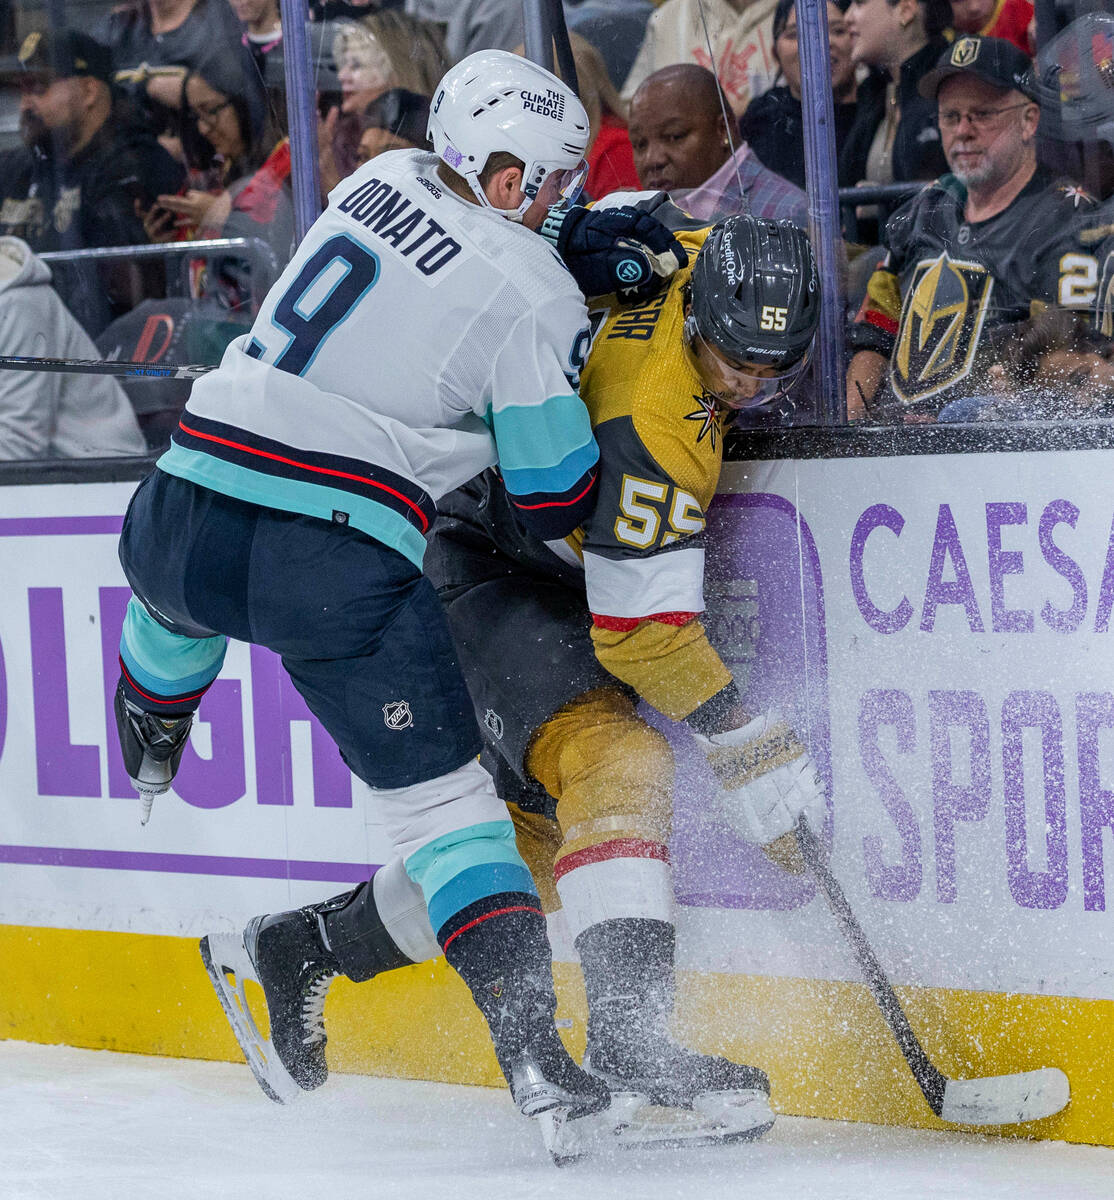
top-left (698, 714), bottom-right (808, 790)
top-left (539, 205), bottom-right (570, 252)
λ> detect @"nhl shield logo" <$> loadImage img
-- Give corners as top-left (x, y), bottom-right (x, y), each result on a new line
top-left (383, 701), bottom-right (413, 730)
top-left (483, 708), bottom-right (505, 740)
top-left (950, 37), bottom-right (980, 67)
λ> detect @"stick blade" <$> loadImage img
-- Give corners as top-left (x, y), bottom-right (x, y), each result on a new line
top-left (939, 1067), bottom-right (1070, 1126)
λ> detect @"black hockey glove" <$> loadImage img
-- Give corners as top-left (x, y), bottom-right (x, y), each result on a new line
top-left (540, 204), bottom-right (686, 302)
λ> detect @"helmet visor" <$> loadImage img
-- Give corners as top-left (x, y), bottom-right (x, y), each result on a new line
top-left (543, 159), bottom-right (589, 208)
top-left (687, 330), bottom-right (812, 410)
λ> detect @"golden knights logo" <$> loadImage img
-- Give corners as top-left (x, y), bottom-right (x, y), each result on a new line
top-left (892, 252), bottom-right (994, 405)
top-left (950, 37), bottom-right (980, 67)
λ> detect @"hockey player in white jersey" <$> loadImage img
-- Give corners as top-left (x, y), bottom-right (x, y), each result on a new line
top-left (108, 49), bottom-right (690, 1156)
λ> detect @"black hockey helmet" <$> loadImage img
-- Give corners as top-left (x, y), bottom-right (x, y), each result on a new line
top-left (686, 216), bottom-right (820, 374)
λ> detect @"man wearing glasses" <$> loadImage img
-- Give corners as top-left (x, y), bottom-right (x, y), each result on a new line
top-left (847, 35), bottom-right (1105, 419)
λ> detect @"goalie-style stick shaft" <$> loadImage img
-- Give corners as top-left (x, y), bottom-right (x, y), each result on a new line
top-left (0, 355), bottom-right (216, 381)
top-left (794, 818), bottom-right (947, 1113)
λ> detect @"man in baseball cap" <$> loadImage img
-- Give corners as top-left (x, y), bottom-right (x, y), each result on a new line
top-left (847, 34), bottom-right (1107, 419)
top-left (0, 28), bottom-right (184, 332)
top-left (6, 29), bottom-right (115, 85)
top-left (917, 33), bottom-right (1038, 102)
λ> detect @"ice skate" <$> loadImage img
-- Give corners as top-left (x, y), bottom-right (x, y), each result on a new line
top-left (200, 906), bottom-right (339, 1104)
top-left (113, 681), bottom-right (193, 824)
top-left (575, 918), bottom-right (775, 1149)
top-left (470, 969), bottom-right (611, 1164)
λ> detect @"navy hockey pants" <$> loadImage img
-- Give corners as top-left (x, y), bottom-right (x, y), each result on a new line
top-left (117, 469), bottom-right (482, 790)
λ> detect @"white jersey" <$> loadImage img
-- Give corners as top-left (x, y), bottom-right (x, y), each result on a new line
top-left (158, 149), bottom-right (598, 567)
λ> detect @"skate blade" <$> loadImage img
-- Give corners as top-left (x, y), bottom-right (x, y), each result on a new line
top-left (576, 1088), bottom-right (775, 1151)
top-left (199, 928), bottom-right (303, 1106)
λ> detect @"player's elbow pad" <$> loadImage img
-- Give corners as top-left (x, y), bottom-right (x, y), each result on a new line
top-left (509, 466), bottom-right (598, 540)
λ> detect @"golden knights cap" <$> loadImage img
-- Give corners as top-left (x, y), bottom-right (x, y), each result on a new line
top-left (918, 35), bottom-right (1039, 102)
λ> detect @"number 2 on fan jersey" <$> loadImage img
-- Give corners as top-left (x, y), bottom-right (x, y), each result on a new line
top-left (251, 234), bottom-right (380, 377)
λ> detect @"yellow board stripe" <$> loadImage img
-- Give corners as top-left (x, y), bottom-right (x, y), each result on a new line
top-left (3, 923), bottom-right (1111, 1146)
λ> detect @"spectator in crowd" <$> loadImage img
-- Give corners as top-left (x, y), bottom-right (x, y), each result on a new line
top-left (100, 0), bottom-right (243, 128)
top-left (331, 12), bottom-right (446, 176)
top-left (846, 37), bottom-right (1106, 421)
top-left (840, 0), bottom-right (952, 189)
top-left (740, 0), bottom-right (859, 190)
top-left (147, 46), bottom-right (278, 238)
top-left (0, 237), bottom-right (146, 459)
top-left (951, 0), bottom-right (1032, 55)
top-left (228, 0), bottom-right (283, 82)
top-left (147, 47), bottom-right (293, 304)
top-left (404, 0), bottom-right (523, 63)
top-left (937, 308), bottom-right (1114, 420)
top-left (0, 29), bottom-right (186, 334)
top-left (354, 86), bottom-right (430, 164)
top-left (621, 0), bottom-right (780, 118)
top-left (564, 0), bottom-right (654, 91)
top-left (629, 64), bottom-right (807, 225)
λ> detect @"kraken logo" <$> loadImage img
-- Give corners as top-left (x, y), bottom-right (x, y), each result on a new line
top-left (892, 252), bottom-right (993, 404)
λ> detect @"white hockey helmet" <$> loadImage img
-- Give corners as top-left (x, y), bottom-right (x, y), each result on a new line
top-left (427, 49), bottom-right (591, 221)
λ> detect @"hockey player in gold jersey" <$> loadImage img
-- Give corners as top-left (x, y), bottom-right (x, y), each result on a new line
top-left (257, 204), bottom-right (826, 1150)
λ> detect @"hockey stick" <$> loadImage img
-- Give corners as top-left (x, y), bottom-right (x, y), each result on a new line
top-left (794, 818), bottom-right (1070, 1126)
top-left (0, 354), bottom-right (216, 381)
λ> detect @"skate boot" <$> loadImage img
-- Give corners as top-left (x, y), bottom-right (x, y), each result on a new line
top-left (578, 918), bottom-right (774, 1146)
top-left (113, 681), bottom-right (194, 824)
top-left (473, 967), bottom-right (611, 1122)
top-left (200, 905), bottom-right (340, 1103)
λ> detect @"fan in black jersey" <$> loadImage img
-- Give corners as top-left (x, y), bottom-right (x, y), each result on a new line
top-left (848, 36), bottom-right (1106, 419)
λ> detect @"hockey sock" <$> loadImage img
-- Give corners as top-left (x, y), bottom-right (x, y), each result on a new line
top-left (577, 917), bottom-right (676, 1050)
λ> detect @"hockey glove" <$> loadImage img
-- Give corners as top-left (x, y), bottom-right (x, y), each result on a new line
top-left (694, 711), bottom-right (826, 874)
top-left (540, 204), bottom-right (686, 302)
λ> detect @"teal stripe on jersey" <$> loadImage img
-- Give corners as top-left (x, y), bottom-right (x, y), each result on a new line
top-left (158, 443), bottom-right (428, 568)
top-left (500, 438), bottom-right (598, 500)
top-left (404, 820), bottom-right (533, 903)
top-left (120, 597), bottom-right (227, 696)
top-left (426, 861), bottom-right (538, 934)
top-left (489, 393), bottom-right (597, 477)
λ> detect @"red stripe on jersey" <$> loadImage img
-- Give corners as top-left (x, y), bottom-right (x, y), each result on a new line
top-left (862, 310), bottom-right (899, 336)
top-left (553, 838), bottom-right (670, 881)
top-left (591, 611), bottom-right (698, 631)
top-left (440, 905), bottom-right (543, 951)
top-left (177, 420), bottom-right (431, 531)
top-left (118, 659), bottom-right (210, 706)
top-left (510, 471), bottom-right (597, 510)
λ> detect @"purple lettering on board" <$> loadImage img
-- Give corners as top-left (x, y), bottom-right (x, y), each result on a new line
top-left (670, 492), bottom-right (829, 912)
top-left (1001, 691), bottom-right (1067, 909)
top-left (986, 503), bottom-right (1033, 633)
top-left (930, 689), bottom-right (990, 903)
top-left (859, 689), bottom-right (922, 901)
top-left (99, 587), bottom-right (139, 798)
top-left (1077, 691), bottom-right (1114, 912)
top-left (0, 627), bottom-right (6, 764)
top-left (1093, 514), bottom-right (1114, 633)
top-left (28, 587), bottom-right (100, 797)
top-left (1039, 500), bottom-right (1087, 634)
top-left (250, 644), bottom-right (352, 808)
top-left (849, 505), bottom-right (913, 634)
top-left (921, 506), bottom-right (984, 633)
top-left (176, 681), bottom-right (247, 809)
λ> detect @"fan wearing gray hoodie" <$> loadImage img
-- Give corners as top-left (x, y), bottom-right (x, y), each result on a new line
top-left (0, 237), bottom-right (146, 459)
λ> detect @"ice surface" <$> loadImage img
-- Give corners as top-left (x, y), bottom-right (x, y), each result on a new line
top-left (2, 1040), bottom-right (1111, 1200)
